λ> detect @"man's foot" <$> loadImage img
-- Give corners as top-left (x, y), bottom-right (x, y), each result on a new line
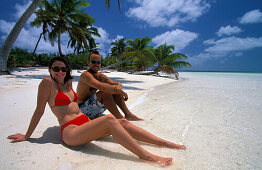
top-left (125, 113), bottom-right (144, 121)
top-left (140, 154), bottom-right (172, 167)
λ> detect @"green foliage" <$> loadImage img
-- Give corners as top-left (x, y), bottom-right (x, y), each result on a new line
top-left (67, 51), bottom-right (89, 69)
top-left (8, 47), bottom-right (55, 67)
top-left (8, 36), bottom-right (191, 75)
top-left (125, 37), bottom-right (155, 71)
top-left (7, 55), bottom-right (16, 69)
top-left (9, 48), bottom-right (34, 66)
top-left (152, 43), bottom-right (191, 75)
top-left (32, 0), bottom-right (98, 56)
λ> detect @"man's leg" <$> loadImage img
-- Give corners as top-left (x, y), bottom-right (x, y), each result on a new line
top-left (96, 91), bottom-right (124, 119)
top-left (113, 94), bottom-right (143, 121)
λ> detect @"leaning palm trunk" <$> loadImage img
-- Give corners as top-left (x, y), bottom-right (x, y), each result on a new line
top-left (0, 0), bottom-right (43, 71)
top-left (154, 65), bottom-right (179, 80)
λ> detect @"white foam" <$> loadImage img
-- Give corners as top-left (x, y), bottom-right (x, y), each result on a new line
top-left (128, 88), bottom-right (154, 110)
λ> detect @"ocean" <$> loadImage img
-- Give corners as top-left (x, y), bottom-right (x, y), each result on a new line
top-left (132, 72), bottom-right (262, 169)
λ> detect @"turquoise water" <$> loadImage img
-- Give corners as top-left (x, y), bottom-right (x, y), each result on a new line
top-left (135, 72), bottom-right (262, 169)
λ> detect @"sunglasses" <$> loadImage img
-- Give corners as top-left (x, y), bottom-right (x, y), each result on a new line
top-left (52, 66), bottom-right (68, 72)
top-left (90, 60), bottom-right (101, 64)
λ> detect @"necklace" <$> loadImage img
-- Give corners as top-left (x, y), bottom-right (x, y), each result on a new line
top-left (61, 83), bottom-right (65, 90)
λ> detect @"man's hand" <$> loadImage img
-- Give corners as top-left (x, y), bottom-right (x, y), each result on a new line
top-left (116, 82), bottom-right (122, 90)
top-left (7, 133), bottom-right (27, 143)
top-left (121, 91), bottom-right (128, 101)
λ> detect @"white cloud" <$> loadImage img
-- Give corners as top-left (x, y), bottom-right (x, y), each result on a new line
top-left (234, 52), bottom-right (243, 57)
top-left (216, 25), bottom-right (243, 37)
top-left (205, 36), bottom-right (262, 54)
top-left (240, 9), bottom-right (262, 24)
top-left (126, 0), bottom-right (211, 27)
top-left (0, 1), bottom-right (77, 55)
top-left (203, 38), bottom-right (216, 45)
top-left (112, 35), bottom-right (124, 42)
top-left (0, 18), bottom-right (72, 54)
top-left (0, 20), bottom-right (16, 36)
top-left (152, 29), bottom-right (198, 51)
top-left (94, 27), bottom-right (112, 56)
top-left (94, 28), bottom-right (127, 56)
top-left (14, 0), bottom-right (33, 20)
top-left (190, 36), bottom-right (262, 65)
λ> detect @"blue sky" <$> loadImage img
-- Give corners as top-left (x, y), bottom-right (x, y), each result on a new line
top-left (0, 0), bottom-right (262, 72)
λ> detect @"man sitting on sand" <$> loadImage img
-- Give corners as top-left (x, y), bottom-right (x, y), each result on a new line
top-left (77, 51), bottom-right (143, 121)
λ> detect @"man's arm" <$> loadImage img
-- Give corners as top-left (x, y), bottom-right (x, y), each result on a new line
top-left (80, 72), bottom-right (122, 95)
top-left (100, 73), bottom-right (123, 90)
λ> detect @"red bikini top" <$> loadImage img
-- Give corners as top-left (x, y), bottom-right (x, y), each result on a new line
top-left (52, 86), bottom-right (78, 107)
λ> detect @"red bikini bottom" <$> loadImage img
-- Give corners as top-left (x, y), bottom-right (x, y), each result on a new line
top-left (61, 114), bottom-right (90, 138)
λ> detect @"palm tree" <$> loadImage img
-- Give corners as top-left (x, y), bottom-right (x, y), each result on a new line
top-left (110, 38), bottom-right (127, 69)
top-left (0, 0), bottom-right (43, 71)
top-left (0, 0), bottom-right (121, 72)
top-left (44, 0), bottom-right (95, 56)
top-left (111, 38), bottom-right (127, 59)
top-left (152, 43), bottom-right (191, 79)
top-left (68, 25), bottom-right (100, 54)
top-left (125, 37), bottom-right (155, 71)
top-left (105, 0), bottom-right (121, 14)
top-left (30, 2), bottom-right (56, 58)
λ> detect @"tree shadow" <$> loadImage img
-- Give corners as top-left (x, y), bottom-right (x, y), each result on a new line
top-left (109, 77), bottom-right (144, 84)
top-left (9, 74), bottom-right (50, 80)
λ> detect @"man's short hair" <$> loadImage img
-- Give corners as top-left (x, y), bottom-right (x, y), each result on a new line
top-left (88, 50), bottom-right (100, 60)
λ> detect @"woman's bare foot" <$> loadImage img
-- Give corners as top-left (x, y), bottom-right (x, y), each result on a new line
top-left (166, 142), bottom-right (186, 150)
top-left (140, 154), bottom-right (172, 167)
top-left (125, 113), bottom-right (144, 121)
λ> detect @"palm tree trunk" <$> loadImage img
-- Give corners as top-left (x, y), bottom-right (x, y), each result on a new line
top-left (0, 0), bottom-right (43, 71)
top-left (32, 33), bottom-right (43, 58)
top-left (58, 32), bottom-right (63, 56)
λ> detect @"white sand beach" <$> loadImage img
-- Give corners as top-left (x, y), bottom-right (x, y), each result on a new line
top-left (1, 68), bottom-right (262, 170)
top-left (0, 67), bottom-right (177, 170)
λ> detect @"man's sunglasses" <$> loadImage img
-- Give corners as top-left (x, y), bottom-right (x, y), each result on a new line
top-left (52, 66), bottom-right (68, 72)
top-left (90, 60), bottom-right (101, 64)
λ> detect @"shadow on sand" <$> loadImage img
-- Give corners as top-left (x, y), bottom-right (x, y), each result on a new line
top-left (10, 68), bottom-right (146, 91)
top-left (69, 142), bottom-right (140, 162)
top-left (29, 126), bottom-right (140, 162)
top-left (29, 126), bottom-right (62, 144)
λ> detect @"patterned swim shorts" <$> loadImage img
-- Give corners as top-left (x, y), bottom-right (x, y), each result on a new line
top-left (79, 93), bottom-right (106, 120)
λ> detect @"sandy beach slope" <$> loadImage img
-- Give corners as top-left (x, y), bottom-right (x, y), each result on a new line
top-left (0, 67), bottom-right (182, 170)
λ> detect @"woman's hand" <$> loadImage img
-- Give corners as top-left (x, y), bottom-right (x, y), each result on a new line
top-left (7, 133), bottom-right (27, 143)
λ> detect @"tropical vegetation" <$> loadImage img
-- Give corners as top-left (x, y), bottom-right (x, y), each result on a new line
top-left (2, 0), bottom-right (191, 78)
top-left (0, 0), bottom-right (120, 72)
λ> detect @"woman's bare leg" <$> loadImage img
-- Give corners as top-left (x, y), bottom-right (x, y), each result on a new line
top-left (118, 118), bottom-right (186, 149)
top-left (62, 114), bottom-right (172, 167)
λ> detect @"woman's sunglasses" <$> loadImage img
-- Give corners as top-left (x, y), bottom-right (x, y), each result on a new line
top-left (90, 60), bottom-right (101, 64)
top-left (52, 66), bottom-right (67, 72)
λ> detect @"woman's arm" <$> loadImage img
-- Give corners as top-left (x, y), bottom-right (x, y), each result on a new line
top-left (7, 78), bottom-right (50, 142)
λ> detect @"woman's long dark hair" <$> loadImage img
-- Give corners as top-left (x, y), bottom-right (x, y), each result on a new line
top-left (48, 56), bottom-right (73, 84)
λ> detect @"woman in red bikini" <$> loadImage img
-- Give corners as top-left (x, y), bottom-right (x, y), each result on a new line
top-left (7, 56), bottom-right (185, 167)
